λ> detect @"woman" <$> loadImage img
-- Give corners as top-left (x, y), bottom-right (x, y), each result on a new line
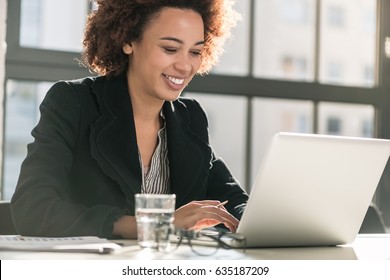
top-left (10, 0), bottom-right (248, 238)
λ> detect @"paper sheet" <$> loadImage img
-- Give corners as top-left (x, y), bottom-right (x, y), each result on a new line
top-left (0, 235), bottom-right (121, 254)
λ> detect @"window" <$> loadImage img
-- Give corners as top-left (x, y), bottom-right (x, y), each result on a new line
top-left (326, 5), bottom-right (345, 27)
top-left (325, 61), bottom-right (343, 84)
top-left (279, 0), bottom-right (311, 25)
top-left (319, 0), bottom-right (377, 87)
top-left (281, 56), bottom-right (308, 80)
top-left (4, 0), bottom-right (390, 226)
top-left (20, 0), bottom-right (88, 52)
top-left (253, 0), bottom-right (316, 81)
top-left (3, 80), bottom-right (49, 199)
top-left (251, 98), bottom-right (313, 186)
top-left (326, 117), bottom-right (342, 134)
top-left (318, 102), bottom-right (375, 137)
top-left (212, 0), bottom-right (250, 76)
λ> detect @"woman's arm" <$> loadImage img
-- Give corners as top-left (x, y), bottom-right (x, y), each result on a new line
top-left (11, 80), bottom-right (125, 238)
top-left (113, 215), bottom-right (138, 239)
top-left (113, 199), bottom-right (239, 238)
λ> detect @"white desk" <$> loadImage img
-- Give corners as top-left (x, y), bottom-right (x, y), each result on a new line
top-left (0, 234), bottom-right (389, 260)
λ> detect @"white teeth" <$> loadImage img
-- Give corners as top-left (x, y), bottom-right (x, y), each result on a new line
top-left (165, 75), bottom-right (184, 85)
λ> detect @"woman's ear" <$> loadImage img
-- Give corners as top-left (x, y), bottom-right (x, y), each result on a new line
top-left (123, 43), bottom-right (133, 54)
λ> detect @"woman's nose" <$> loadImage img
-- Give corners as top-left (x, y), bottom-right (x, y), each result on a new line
top-left (173, 54), bottom-right (193, 74)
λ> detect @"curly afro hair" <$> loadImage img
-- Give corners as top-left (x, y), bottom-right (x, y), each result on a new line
top-left (82, 0), bottom-right (239, 77)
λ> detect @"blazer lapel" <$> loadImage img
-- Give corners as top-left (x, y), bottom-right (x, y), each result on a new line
top-left (164, 101), bottom-right (212, 207)
top-left (90, 74), bottom-right (142, 201)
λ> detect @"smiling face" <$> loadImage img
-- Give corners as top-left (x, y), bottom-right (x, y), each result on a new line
top-left (123, 8), bottom-right (204, 104)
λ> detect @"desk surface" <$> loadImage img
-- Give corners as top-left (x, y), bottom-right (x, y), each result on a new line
top-left (1, 234), bottom-right (389, 260)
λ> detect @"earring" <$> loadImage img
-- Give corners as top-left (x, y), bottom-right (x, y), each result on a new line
top-left (123, 43), bottom-right (133, 55)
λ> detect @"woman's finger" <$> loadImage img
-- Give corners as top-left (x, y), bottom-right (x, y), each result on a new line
top-left (174, 200), bottom-right (239, 231)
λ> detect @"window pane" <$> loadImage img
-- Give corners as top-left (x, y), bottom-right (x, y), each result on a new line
top-left (20, 0), bottom-right (88, 52)
top-left (185, 93), bottom-right (247, 188)
top-left (318, 102), bottom-right (375, 137)
top-left (251, 98), bottom-right (313, 187)
top-left (3, 80), bottom-right (52, 199)
top-left (212, 0), bottom-right (250, 76)
top-left (253, 0), bottom-right (316, 81)
top-left (319, 0), bottom-right (377, 87)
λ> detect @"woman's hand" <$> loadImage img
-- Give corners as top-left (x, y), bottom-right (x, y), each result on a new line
top-left (113, 200), bottom-right (239, 238)
top-left (173, 200), bottom-right (239, 232)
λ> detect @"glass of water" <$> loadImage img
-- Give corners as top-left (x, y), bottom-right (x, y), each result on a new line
top-left (135, 194), bottom-right (176, 250)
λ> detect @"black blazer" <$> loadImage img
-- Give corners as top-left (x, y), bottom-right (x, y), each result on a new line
top-left (10, 73), bottom-right (248, 238)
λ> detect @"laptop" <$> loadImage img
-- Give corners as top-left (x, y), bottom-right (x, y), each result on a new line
top-left (235, 132), bottom-right (390, 248)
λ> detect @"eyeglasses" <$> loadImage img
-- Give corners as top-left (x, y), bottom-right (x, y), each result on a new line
top-left (158, 227), bottom-right (247, 256)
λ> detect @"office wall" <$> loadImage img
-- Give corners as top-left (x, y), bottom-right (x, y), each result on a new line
top-left (0, 0), bottom-right (6, 198)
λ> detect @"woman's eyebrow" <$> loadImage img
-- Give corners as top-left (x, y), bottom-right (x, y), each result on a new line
top-left (159, 36), bottom-right (205, 46)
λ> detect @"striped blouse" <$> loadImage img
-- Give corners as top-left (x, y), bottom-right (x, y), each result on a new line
top-left (140, 116), bottom-right (170, 194)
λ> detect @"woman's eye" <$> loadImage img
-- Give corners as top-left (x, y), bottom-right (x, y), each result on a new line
top-left (163, 47), bottom-right (177, 53)
top-left (191, 50), bottom-right (202, 56)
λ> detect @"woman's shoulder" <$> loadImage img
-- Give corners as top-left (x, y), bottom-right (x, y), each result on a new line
top-left (171, 97), bottom-right (209, 129)
top-left (53, 75), bottom-right (100, 91)
top-left (175, 97), bottom-right (206, 115)
top-left (43, 76), bottom-right (104, 105)
top-left (45, 76), bottom-right (94, 94)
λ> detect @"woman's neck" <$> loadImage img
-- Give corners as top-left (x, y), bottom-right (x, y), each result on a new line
top-left (127, 75), bottom-right (164, 124)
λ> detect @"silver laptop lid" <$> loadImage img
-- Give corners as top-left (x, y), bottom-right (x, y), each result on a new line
top-left (238, 132), bottom-right (390, 247)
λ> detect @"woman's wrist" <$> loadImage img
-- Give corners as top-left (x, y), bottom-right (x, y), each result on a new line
top-left (113, 215), bottom-right (138, 239)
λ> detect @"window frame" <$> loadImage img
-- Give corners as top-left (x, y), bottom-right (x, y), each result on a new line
top-left (5, 0), bottom-right (91, 82)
